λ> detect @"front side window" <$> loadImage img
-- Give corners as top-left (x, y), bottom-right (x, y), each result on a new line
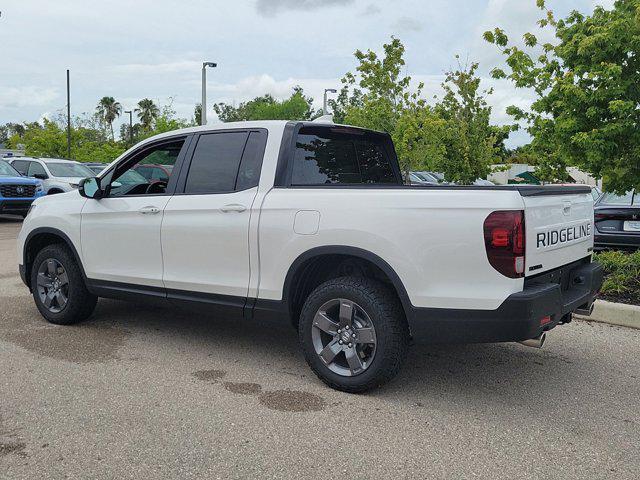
top-left (109, 139), bottom-right (184, 197)
top-left (46, 162), bottom-right (94, 178)
top-left (27, 161), bottom-right (47, 178)
top-left (184, 132), bottom-right (249, 194)
top-left (291, 126), bottom-right (397, 186)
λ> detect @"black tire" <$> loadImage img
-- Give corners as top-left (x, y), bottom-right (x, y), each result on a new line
top-left (30, 244), bottom-right (97, 325)
top-left (299, 276), bottom-right (410, 393)
top-left (47, 189), bottom-right (63, 195)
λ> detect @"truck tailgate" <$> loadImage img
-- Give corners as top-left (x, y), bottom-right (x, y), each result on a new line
top-left (523, 191), bottom-right (594, 276)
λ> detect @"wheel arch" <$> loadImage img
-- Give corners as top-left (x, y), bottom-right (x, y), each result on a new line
top-left (23, 227), bottom-right (87, 289)
top-left (279, 245), bottom-right (413, 326)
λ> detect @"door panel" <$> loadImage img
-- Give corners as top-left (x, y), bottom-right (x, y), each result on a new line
top-left (81, 196), bottom-right (171, 286)
top-left (161, 188), bottom-right (257, 296)
top-left (79, 136), bottom-right (188, 287)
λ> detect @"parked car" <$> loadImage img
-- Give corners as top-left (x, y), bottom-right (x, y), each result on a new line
top-left (594, 190), bottom-right (640, 250)
top-left (0, 159), bottom-right (45, 217)
top-left (133, 163), bottom-right (174, 183)
top-left (17, 120), bottom-right (602, 392)
top-left (412, 171), bottom-right (441, 184)
top-left (84, 163), bottom-right (109, 175)
top-left (591, 186), bottom-right (603, 202)
top-left (473, 179), bottom-right (495, 186)
top-left (409, 172), bottom-right (439, 185)
top-left (8, 157), bottom-right (95, 194)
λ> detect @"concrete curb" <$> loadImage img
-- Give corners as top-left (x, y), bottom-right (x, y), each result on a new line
top-left (574, 299), bottom-right (640, 330)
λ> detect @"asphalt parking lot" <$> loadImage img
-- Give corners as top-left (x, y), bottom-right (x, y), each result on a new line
top-left (0, 217), bottom-right (639, 479)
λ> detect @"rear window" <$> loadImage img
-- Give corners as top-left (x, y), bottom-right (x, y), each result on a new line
top-left (601, 191), bottom-right (634, 205)
top-left (291, 126), bottom-right (397, 186)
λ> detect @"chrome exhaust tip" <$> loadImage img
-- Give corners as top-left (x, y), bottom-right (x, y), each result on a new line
top-left (518, 332), bottom-right (546, 349)
top-left (575, 303), bottom-right (594, 316)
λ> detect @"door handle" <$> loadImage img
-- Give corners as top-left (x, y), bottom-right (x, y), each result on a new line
top-left (220, 204), bottom-right (246, 213)
top-left (139, 206), bottom-right (160, 215)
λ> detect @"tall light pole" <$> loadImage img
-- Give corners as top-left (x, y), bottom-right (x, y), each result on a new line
top-left (124, 110), bottom-right (133, 145)
top-left (323, 88), bottom-right (337, 115)
top-left (201, 61), bottom-right (217, 125)
top-left (66, 69), bottom-right (71, 159)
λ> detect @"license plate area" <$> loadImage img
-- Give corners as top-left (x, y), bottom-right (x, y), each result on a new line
top-left (623, 221), bottom-right (640, 232)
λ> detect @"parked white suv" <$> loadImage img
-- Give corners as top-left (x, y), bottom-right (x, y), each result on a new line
top-left (9, 157), bottom-right (95, 195)
top-left (17, 120), bottom-right (603, 392)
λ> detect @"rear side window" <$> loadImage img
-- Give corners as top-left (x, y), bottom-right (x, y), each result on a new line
top-left (291, 126), bottom-right (397, 186)
top-left (185, 132), bottom-right (249, 194)
top-left (235, 131), bottom-right (267, 191)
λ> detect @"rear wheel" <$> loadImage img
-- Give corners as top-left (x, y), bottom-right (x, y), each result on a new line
top-left (299, 277), bottom-right (410, 393)
top-left (31, 244), bottom-right (97, 325)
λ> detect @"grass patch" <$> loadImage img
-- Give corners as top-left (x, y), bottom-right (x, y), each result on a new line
top-left (593, 250), bottom-right (640, 305)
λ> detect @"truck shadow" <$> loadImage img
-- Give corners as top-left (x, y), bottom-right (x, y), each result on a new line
top-left (82, 298), bottom-right (608, 412)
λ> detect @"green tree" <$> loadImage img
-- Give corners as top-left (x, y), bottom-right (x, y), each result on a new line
top-left (214, 87), bottom-right (316, 122)
top-left (136, 98), bottom-right (160, 131)
top-left (96, 96), bottom-right (122, 140)
top-left (433, 61), bottom-right (514, 184)
top-left (484, 0), bottom-right (640, 190)
top-left (334, 37), bottom-right (444, 179)
top-left (194, 103), bottom-right (202, 125)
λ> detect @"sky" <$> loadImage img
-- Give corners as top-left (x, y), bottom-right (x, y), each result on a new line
top-left (0, 0), bottom-right (615, 147)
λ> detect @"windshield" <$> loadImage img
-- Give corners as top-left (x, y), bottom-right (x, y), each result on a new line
top-left (600, 191), bottom-right (634, 205)
top-left (0, 160), bottom-right (20, 177)
top-left (46, 162), bottom-right (95, 178)
top-left (87, 165), bottom-right (106, 174)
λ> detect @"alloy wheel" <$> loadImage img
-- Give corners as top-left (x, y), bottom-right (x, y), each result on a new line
top-left (36, 258), bottom-right (69, 313)
top-left (311, 298), bottom-right (377, 377)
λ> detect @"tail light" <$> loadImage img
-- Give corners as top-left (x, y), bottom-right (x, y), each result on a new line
top-left (483, 210), bottom-right (525, 278)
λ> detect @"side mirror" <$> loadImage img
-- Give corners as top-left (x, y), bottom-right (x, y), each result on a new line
top-left (32, 173), bottom-right (48, 180)
top-left (79, 177), bottom-right (103, 199)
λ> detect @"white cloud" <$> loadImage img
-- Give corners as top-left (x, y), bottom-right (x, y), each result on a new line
top-left (0, 86), bottom-right (59, 109)
top-left (393, 16), bottom-right (423, 32)
top-left (591, 0), bottom-right (615, 8)
top-left (110, 61), bottom-right (204, 76)
top-left (255, 0), bottom-right (354, 17)
top-left (207, 74), bottom-right (341, 108)
top-left (362, 4), bottom-right (381, 15)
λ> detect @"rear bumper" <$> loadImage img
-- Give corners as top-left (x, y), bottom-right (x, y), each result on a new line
top-left (594, 232), bottom-right (640, 250)
top-left (407, 260), bottom-right (603, 344)
top-left (0, 198), bottom-right (35, 215)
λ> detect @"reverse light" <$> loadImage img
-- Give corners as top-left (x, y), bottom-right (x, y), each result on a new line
top-left (483, 210), bottom-right (525, 278)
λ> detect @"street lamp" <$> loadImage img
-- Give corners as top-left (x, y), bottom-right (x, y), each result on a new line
top-left (124, 110), bottom-right (133, 145)
top-left (323, 88), bottom-right (337, 115)
top-left (201, 61), bottom-right (217, 125)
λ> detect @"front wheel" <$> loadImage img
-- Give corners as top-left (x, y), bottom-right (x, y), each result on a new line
top-left (299, 277), bottom-right (410, 393)
top-left (30, 244), bottom-right (97, 325)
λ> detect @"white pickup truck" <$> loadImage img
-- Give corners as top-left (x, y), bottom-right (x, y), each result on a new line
top-left (17, 120), bottom-right (603, 392)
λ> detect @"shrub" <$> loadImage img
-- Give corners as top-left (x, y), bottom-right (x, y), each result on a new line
top-left (594, 250), bottom-right (640, 304)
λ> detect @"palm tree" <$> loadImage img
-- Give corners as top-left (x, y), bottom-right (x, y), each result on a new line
top-left (96, 96), bottom-right (122, 140)
top-left (135, 98), bottom-right (160, 131)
